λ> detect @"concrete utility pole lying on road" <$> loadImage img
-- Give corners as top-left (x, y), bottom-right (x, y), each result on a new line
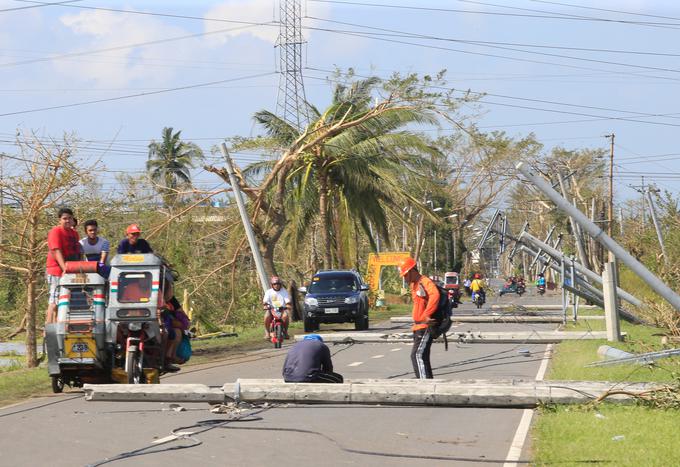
top-left (84, 379), bottom-right (666, 407)
top-left (291, 330), bottom-right (620, 344)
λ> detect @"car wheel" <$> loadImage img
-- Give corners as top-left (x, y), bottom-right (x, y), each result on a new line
top-left (354, 312), bottom-right (369, 330)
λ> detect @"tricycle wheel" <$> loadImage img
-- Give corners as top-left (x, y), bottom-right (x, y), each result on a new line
top-left (51, 376), bottom-right (64, 393)
top-left (126, 351), bottom-right (145, 384)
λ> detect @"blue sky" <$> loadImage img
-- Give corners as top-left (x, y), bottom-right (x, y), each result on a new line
top-left (1, 0), bottom-right (679, 203)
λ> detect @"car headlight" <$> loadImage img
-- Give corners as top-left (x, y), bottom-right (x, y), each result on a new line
top-left (344, 296), bottom-right (358, 304)
top-left (305, 297), bottom-right (318, 307)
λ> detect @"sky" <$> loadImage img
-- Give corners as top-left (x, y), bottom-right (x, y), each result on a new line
top-left (1, 0), bottom-right (679, 206)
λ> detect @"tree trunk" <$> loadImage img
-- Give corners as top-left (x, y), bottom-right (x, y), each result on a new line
top-left (332, 195), bottom-right (347, 269)
top-left (25, 273), bottom-right (37, 368)
top-left (318, 173), bottom-right (332, 268)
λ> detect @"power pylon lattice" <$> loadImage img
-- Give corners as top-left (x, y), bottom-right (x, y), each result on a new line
top-left (276, 0), bottom-right (309, 131)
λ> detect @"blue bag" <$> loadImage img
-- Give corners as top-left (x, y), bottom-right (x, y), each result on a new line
top-left (176, 334), bottom-right (192, 363)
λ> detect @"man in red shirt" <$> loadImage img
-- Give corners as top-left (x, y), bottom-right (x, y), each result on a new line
top-left (399, 257), bottom-right (440, 379)
top-left (45, 208), bottom-right (82, 324)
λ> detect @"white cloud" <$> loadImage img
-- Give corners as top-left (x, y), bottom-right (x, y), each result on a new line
top-left (57, 10), bottom-right (200, 87)
top-left (204, 0), bottom-right (279, 45)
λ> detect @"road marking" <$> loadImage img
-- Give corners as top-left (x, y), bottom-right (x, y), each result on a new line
top-left (347, 361), bottom-right (364, 367)
top-left (390, 348), bottom-right (402, 352)
top-left (371, 354), bottom-right (384, 359)
top-left (503, 344), bottom-right (553, 467)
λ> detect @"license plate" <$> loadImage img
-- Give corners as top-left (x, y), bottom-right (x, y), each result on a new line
top-left (71, 342), bottom-right (90, 353)
top-left (325, 308), bottom-right (339, 314)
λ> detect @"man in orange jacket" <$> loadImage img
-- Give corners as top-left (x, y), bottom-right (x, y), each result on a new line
top-left (399, 257), bottom-right (440, 379)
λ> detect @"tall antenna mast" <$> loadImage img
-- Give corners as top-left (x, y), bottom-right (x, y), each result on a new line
top-left (276, 0), bottom-right (309, 131)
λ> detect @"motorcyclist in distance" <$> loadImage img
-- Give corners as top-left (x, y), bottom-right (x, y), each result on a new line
top-left (263, 276), bottom-right (291, 340)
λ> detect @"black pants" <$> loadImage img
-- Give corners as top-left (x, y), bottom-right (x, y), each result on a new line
top-left (411, 328), bottom-right (434, 379)
top-left (308, 371), bottom-right (344, 383)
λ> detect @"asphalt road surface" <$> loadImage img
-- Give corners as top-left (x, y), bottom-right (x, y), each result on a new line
top-left (0, 287), bottom-right (563, 467)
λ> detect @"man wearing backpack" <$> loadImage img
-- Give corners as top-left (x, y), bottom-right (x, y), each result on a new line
top-left (399, 257), bottom-right (440, 379)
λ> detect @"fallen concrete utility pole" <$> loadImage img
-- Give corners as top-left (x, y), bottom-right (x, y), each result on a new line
top-left (390, 315), bottom-right (604, 324)
top-left (518, 231), bottom-right (642, 308)
top-left (517, 162), bottom-right (680, 312)
top-left (294, 330), bottom-right (621, 344)
top-left (83, 379), bottom-right (667, 407)
top-left (587, 348), bottom-right (680, 367)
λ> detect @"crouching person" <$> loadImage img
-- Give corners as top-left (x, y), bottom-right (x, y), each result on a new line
top-left (161, 297), bottom-right (190, 371)
top-left (282, 334), bottom-right (343, 383)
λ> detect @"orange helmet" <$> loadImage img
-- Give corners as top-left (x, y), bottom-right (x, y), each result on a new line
top-left (474, 273), bottom-right (481, 279)
top-left (398, 257), bottom-right (417, 277)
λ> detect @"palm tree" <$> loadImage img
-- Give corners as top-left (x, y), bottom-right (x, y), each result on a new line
top-left (250, 77), bottom-right (440, 269)
top-left (147, 127), bottom-right (203, 209)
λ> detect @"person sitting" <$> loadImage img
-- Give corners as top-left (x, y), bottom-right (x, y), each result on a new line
top-left (161, 296), bottom-right (190, 372)
top-left (282, 334), bottom-right (343, 383)
top-left (263, 276), bottom-right (291, 340)
top-left (117, 224), bottom-right (153, 254)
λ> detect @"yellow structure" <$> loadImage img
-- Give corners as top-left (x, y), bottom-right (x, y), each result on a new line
top-left (366, 252), bottom-right (412, 294)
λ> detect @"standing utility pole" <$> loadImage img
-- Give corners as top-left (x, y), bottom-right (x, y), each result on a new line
top-left (604, 133), bottom-right (615, 239)
top-left (276, 0), bottom-right (309, 131)
top-left (645, 187), bottom-right (669, 266)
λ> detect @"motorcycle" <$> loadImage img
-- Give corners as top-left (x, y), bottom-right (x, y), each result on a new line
top-left (473, 291), bottom-right (485, 309)
top-left (516, 282), bottom-right (526, 296)
top-left (537, 284), bottom-right (546, 296)
top-left (269, 306), bottom-right (287, 349)
top-left (447, 288), bottom-right (460, 308)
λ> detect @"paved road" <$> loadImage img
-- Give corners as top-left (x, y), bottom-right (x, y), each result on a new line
top-left (0, 290), bottom-right (562, 467)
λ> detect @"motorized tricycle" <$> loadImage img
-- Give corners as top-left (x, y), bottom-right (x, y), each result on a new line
top-left (46, 254), bottom-right (174, 391)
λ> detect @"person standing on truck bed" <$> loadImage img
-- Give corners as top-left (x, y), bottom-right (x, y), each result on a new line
top-left (80, 219), bottom-right (110, 263)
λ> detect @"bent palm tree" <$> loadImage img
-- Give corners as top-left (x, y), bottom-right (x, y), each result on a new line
top-left (147, 127), bottom-right (203, 209)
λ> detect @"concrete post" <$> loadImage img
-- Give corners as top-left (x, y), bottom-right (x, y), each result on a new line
top-left (602, 262), bottom-right (622, 342)
top-left (220, 143), bottom-right (269, 292)
top-left (517, 162), bottom-right (680, 312)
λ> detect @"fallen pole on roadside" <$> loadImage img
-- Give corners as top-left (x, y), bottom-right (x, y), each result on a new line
top-left (390, 315), bottom-right (604, 324)
top-left (83, 378), bottom-right (666, 407)
top-left (294, 330), bottom-right (622, 344)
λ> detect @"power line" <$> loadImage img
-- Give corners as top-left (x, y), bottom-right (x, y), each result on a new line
top-left (0, 23), bottom-right (276, 68)
top-left (0, 0), bottom-right (81, 13)
top-left (13, 0), bottom-right (277, 25)
top-left (529, 0), bottom-right (680, 23)
top-left (304, 69), bottom-right (680, 127)
top-left (308, 0), bottom-right (680, 29)
top-left (0, 72), bottom-right (276, 118)
top-left (306, 17), bottom-right (680, 76)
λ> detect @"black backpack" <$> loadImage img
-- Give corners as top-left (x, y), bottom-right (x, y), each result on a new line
top-left (421, 282), bottom-right (454, 350)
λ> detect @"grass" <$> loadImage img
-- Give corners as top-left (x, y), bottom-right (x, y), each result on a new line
top-left (533, 404), bottom-right (680, 466)
top-left (533, 319), bottom-right (680, 466)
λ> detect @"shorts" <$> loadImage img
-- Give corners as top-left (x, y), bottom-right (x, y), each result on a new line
top-left (46, 274), bottom-right (60, 304)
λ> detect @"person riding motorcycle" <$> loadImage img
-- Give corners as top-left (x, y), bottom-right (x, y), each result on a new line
top-left (536, 273), bottom-right (546, 287)
top-left (470, 273), bottom-right (486, 304)
top-left (263, 276), bottom-right (291, 340)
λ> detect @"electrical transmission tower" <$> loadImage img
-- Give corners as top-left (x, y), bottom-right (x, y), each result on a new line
top-left (276, 0), bottom-right (309, 131)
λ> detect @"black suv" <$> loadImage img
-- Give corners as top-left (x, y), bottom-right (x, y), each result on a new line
top-left (299, 270), bottom-right (370, 332)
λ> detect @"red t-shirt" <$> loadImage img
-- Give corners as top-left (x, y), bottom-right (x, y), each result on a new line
top-left (46, 226), bottom-right (81, 276)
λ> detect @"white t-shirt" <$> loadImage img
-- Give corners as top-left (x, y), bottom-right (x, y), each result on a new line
top-left (263, 288), bottom-right (291, 309)
top-left (79, 236), bottom-right (110, 262)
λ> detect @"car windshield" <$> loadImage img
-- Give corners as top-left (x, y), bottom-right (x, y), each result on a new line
top-left (309, 276), bottom-right (357, 293)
